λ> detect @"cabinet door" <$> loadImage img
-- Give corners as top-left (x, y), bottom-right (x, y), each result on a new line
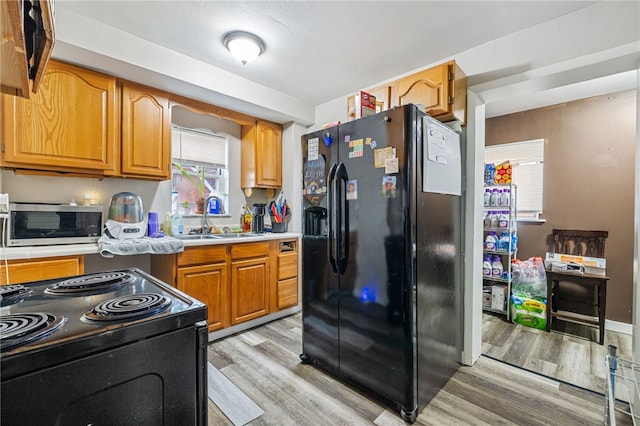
top-left (177, 262), bottom-right (228, 332)
top-left (230, 256), bottom-right (269, 325)
top-left (241, 120), bottom-right (282, 189)
top-left (255, 121), bottom-right (282, 187)
top-left (1, 60), bottom-right (118, 173)
top-left (393, 62), bottom-right (450, 117)
top-left (121, 82), bottom-right (171, 180)
top-left (1, 256), bottom-right (84, 285)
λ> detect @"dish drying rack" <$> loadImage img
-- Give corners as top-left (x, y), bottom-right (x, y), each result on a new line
top-left (606, 345), bottom-right (640, 425)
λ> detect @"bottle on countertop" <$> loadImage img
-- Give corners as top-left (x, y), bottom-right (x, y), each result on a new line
top-left (241, 204), bottom-right (252, 232)
top-left (170, 211), bottom-right (184, 236)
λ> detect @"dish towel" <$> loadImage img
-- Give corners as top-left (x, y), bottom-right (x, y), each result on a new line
top-left (98, 235), bottom-right (184, 258)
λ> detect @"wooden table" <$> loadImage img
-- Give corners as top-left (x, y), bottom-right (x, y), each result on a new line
top-left (545, 269), bottom-right (609, 345)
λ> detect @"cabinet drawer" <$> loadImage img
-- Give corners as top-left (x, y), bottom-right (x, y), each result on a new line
top-left (178, 246), bottom-right (227, 266)
top-left (278, 251), bottom-right (298, 280)
top-left (1, 256), bottom-right (84, 285)
top-left (231, 242), bottom-right (270, 259)
top-left (278, 277), bottom-right (298, 309)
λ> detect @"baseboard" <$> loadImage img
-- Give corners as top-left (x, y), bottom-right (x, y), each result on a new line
top-left (606, 319), bottom-right (632, 335)
top-left (207, 305), bottom-right (301, 342)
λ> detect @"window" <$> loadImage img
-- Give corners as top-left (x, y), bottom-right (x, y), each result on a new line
top-left (485, 139), bottom-right (544, 220)
top-left (171, 126), bottom-right (229, 215)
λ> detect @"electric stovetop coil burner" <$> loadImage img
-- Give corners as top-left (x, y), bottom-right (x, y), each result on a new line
top-left (0, 285), bottom-right (34, 307)
top-left (44, 271), bottom-right (136, 296)
top-left (0, 313), bottom-right (66, 351)
top-left (83, 293), bottom-right (173, 323)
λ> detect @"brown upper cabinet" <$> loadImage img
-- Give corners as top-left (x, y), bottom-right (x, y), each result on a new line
top-left (121, 81), bottom-right (171, 180)
top-left (1, 61), bottom-right (172, 180)
top-left (1, 60), bottom-right (120, 174)
top-left (347, 60), bottom-right (467, 124)
top-left (392, 60), bottom-right (466, 124)
top-left (1, 0), bottom-right (54, 99)
top-left (241, 120), bottom-right (282, 190)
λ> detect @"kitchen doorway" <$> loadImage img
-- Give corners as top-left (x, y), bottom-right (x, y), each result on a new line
top-left (464, 57), bottom-right (638, 393)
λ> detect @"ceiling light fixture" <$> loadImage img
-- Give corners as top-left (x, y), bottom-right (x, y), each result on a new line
top-left (223, 31), bottom-right (266, 65)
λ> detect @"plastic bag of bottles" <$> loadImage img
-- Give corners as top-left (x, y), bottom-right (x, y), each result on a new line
top-left (511, 257), bottom-right (547, 299)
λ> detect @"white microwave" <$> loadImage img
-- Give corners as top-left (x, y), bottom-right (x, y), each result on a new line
top-left (4, 203), bottom-right (103, 247)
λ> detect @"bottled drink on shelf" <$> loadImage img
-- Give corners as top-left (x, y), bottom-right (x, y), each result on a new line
top-left (490, 211), bottom-right (499, 229)
top-left (483, 255), bottom-right (492, 276)
top-left (484, 188), bottom-right (491, 207)
top-left (498, 210), bottom-right (509, 229)
top-left (498, 232), bottom-right (510, 251)
top-left (485, 231), bottom-right (497, 251)
top-left (490, 188), bottom-right (500, 206)
top-left (500, 186), bottom-right (511, 206)
top-left (492, 256), bottom-right (503, 278)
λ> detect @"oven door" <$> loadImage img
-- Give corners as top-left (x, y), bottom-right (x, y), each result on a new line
top-left (1, 323), bottom-right (208, 425)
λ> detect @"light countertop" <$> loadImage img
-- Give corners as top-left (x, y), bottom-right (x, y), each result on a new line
top-left (1, 232), bottom-right (300, 261)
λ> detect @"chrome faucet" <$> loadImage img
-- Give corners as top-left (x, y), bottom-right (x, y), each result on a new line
top-left (201, 195), bottom-right (225, 234)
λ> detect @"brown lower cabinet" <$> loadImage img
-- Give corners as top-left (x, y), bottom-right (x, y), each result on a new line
top-left (231, 244), bottom-right (270, 325)
top-left (0, 256), bottom-right (84, 285)
top-left (151, 238), bottom-right (298, 333)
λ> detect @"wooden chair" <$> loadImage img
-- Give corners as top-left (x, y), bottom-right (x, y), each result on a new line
top-left (546, 229), bottom-right (609, 344)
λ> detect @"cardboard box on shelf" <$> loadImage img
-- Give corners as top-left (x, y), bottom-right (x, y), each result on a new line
top-left (491, 285), bottom-right (507, 311)
top-left (544, 252), bottom-right (606, 276)
top-left (354, 91), bottom-right (377, 119)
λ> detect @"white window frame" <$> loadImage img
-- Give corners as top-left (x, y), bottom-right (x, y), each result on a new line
top-left (171, 126), bottom-right (229, 215)
top-left (485, 139), bottom-right (544, 221)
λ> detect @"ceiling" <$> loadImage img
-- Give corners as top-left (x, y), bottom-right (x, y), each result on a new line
top-left (55, 1), bottom-right (637, 121)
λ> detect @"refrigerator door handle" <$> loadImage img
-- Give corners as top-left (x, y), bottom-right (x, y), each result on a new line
top-left (336, 162), bottom-right (349, 275)
top-left (327, 162), bottom-right (338, 273)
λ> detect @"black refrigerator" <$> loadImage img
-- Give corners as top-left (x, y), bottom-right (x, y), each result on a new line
top-left (300, 104), bottom-right (463, 423)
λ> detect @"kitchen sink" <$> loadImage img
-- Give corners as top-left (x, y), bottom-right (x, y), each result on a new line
top-left (214, 233), bottom-right (257, 238)
top-left (176, 233), bottom-right (259, 240)
top-left (175, 234), bottom-right (222, 240)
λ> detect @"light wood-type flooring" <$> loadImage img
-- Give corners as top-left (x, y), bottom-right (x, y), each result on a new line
top-left (207, 313), bottom-right (632, 425)
top-left (482, 312), bottom-right (632, 394)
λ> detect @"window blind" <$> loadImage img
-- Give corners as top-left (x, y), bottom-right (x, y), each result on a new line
top-left (485, 139), bottom-right (544, 214)
top-left (171, 126), bottom-right (227, 168)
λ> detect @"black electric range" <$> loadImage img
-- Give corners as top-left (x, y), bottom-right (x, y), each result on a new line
top-left (0, 268), bottom-right (208, 426)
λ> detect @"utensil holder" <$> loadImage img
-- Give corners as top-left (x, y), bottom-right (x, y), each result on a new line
top-left (271, 222), bottom-right (287, 233)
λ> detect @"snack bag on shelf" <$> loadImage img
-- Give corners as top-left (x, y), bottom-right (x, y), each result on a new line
top-left (494, 161), bottom-right (512, 185)
top-left (484, 163), bottom-right (495, 185)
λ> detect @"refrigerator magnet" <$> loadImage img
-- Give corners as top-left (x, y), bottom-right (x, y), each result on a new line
top-left (307, 137), bottom-right (319, 161)
top-left (369, 140), bottom-right (377, 149)
top-left (374, 147), bottom-right (394, 168)
top-left (382, 176), bottom-right (397, 198)
top-left (348, 139), bottom-right (364, 158)
top-left (346, 180), bottom-right (358, 200)
top-left (385, 157), bottom-right (399, 174)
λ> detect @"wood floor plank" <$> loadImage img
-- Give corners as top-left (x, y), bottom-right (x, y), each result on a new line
top-left (206, 313), bottom-right (628, 425)
top-left (482, 312), bottom-right (632, 395)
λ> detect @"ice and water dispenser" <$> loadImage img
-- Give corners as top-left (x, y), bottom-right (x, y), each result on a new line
top-left (304, 206), bottom-right (327, 236)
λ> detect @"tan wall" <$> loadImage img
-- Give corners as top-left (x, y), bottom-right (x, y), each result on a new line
top-left (485, 90), bottom-right (636, 323)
